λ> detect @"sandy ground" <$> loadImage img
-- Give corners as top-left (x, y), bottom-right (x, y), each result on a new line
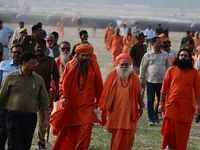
top-left (4, 23), bottom-right (186, 150)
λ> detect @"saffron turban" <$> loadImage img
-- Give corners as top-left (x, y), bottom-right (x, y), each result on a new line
top-left (116, 53), bottom-right (132, 65)
top-left (75, 44), bottom-right (94, 55)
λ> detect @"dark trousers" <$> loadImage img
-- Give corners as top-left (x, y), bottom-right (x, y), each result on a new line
top-left (146, 81), bottom-right (162, 122)
top-left (146, 39), bottom-right (152, 45)
top-left (0, 109), bottom-right (7, 150)
top-left (6, 110), bottom-right (37, 150)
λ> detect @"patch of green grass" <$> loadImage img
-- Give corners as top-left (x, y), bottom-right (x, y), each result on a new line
top-left (89, 124), bottom-right (111, 150)
top-left (90, 100), bottom-right (200, 150)
top-left (24, 26), bottom-right (200, 150)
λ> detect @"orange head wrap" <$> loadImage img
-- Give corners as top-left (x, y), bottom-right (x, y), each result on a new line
top-left (75, 44), bottom-right (94, 55)
top-left (116, 53), bottom-right (132, 65)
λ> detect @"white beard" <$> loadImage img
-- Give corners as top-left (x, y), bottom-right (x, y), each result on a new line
top-left (48, 44), bottom-right (54, 48)
top-left (116, 65), bottom-right (131, 79)
top-left (60, 52), bottom-right (70, 66)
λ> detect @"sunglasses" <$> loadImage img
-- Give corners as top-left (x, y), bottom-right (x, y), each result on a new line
top-left (47, 40), bottom-right (53, 42)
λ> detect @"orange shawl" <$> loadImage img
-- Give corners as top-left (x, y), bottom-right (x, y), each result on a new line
top-left (98, 69), bottom-right (141, 126)
top-left (50, 52), bottom-right (103, 135)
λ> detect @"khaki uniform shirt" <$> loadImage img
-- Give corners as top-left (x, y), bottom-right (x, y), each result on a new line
top-left (19, 35), bottom-right (42, 52)
top-left (129, 43), bottom-right (147, 67)
top-left (35, 56), bottom-right (59, 91)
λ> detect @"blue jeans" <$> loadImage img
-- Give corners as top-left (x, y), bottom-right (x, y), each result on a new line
top-left (146, 81), bottom-right (162, 122)
top-left (146, 39), bottom-right (152, 45)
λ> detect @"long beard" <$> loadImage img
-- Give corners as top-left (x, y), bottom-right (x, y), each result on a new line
top-left (78, 57), bottom-right (90, 74)
top-left (177, 58), bottom-right (191, 70)
top-left (60, 52), bottom-right (70, 66)
top-left (116, 65), bottom-right (131, 79)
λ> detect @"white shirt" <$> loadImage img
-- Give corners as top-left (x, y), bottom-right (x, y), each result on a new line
top-left (120, 27), bottom-right (128, 36)
top-left (139, 49), bottom-right (170, 84)
top-left (48, 48), bottom-right (54, 57)
top-left (12, 27), bottom-right (20, 43)
top-left (195, 56), bottom-right (200, 71)
top-left (144, 28), bottom-right (154, 39)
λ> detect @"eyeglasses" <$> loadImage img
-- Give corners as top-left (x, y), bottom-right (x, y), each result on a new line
top-left (47, 40), bottom-right (53, 42)
top-left (12, 51), bottom-right (22, 55)
top-left (180, 54), bottom-right (189, 57)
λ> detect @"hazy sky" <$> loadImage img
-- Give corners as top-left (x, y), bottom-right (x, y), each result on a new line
top-left (1, 0), bottom-right (199, 22)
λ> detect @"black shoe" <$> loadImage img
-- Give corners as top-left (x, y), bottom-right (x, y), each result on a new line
top-left (195, 115), bottom-right (200, 123)
top-left (155, 116), bottom-right (160, 124)
top-left (38, 142), bottom-right (47, 150)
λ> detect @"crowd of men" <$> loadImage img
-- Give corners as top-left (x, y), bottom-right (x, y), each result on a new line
top-left (0, 19), bottom-right (200, 150)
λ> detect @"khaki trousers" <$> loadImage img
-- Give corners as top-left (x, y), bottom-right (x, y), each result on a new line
top-left (38, 91), bottom-right (51, 144)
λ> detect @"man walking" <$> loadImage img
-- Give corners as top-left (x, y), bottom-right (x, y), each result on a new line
top-left (0, 44), bottom-right (23, 149)
top-left (45, 34), bottom-right (60, 58)
top-left (131, 23), bottom-right (140, 36)
top-left (51, 41), bottom-right (72, 117)
top-left (104, 23), bottom-right (114, 50)
top-left (155, 24), bottom-right (163, 36)
top-left (122, 28), bottom-right (136, 54)
top-left (144, 25), bottom-right (154, 50)
top-left (108, 28), bottom-right (123, 66)
top-left (20, 24), bottom-right (42, 52)
top-left (99, 53), bottom-right (144, 150)
top-left (129, 32), bottom-right (147, 101)
top-left (50, 44), bottom-right (103, 150)
top-left (71, 30), bottom-right (90, 57)
top-left (139, 37), bottom-right (170, 126)
top-left (0, 52), bottom-right (50, 150)
top-left (34, 39), bottom-right (59, 149)
top-left (120, 24), bottom-right (128, 37)
top-left (180, 31), bottom-right (194, 50)
top-left (159, 49), bottom-right (200, 150)
top-left (12, 21), bottom-right (24, 43)
top-left (0, 20), bottom-right (14, 60)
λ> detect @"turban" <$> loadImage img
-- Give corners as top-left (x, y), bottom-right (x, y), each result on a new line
top-left (19, 28), bottom-right (27, 33)
top-left (75, 44), bottom-right (94, 55)
top-left (116, 53), bottom-right (132, 65)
